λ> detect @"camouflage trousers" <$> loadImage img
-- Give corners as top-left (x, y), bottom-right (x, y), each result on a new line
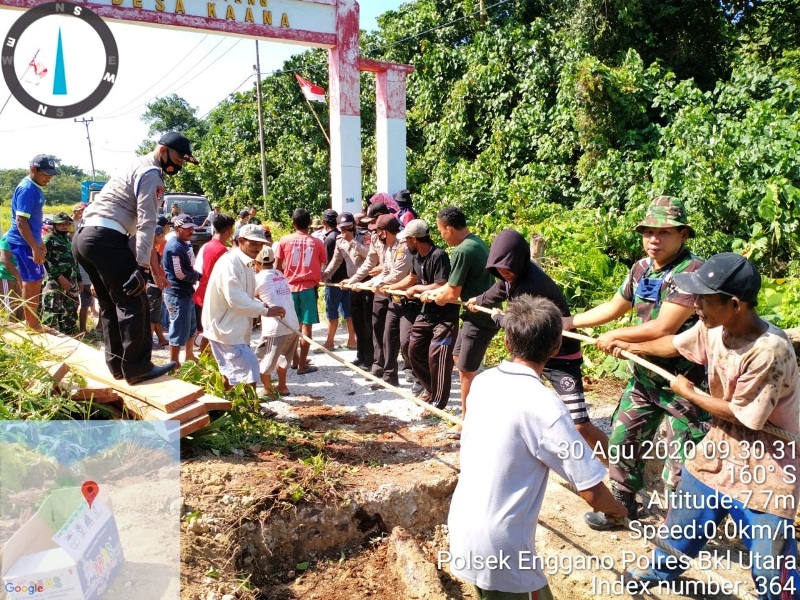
top-left (609, 377), bottom-right (711, 495)
top-left (41, 287), bottom-right (79, 335)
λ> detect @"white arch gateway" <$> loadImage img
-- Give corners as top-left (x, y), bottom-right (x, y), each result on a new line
top-left (0, 0), bottom-right (413, 213)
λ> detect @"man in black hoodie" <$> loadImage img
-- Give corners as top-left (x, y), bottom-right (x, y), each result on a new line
top-left (467, 229), bottom-right (609, 461)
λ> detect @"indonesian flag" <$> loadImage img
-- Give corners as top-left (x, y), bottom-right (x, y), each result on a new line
top-left (294, 73), bottom-right (326, 103)
top-left (28, 51), bottom-right (48, 81)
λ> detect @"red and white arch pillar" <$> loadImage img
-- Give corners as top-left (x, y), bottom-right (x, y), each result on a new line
top-left (328, 0), bottom-right (361, 214)
top-left (361, 58), bottom-right (415, 198)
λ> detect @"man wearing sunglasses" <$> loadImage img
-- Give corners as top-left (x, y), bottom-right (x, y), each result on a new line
top-left (562, 196), bottom-right (711, 529)
top-left (73, 132), bottom-right (199, 385)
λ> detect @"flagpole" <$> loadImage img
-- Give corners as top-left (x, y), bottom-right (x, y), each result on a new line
top-left (0, 50), bottom-right (37, 119)
top-left (304, 97), bottom-right (331, 146)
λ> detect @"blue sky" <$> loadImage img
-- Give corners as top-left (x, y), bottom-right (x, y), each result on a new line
top-left (0, 1), bottom-right (407, 175)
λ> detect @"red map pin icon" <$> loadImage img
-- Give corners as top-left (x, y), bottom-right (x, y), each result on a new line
top-left (81, 481), bottom-right (99, 508)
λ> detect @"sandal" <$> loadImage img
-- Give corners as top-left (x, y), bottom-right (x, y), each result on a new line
top-left (438, 428), bottom-right (461, 440)
top-left (296, 365), bottom-right (318, 375)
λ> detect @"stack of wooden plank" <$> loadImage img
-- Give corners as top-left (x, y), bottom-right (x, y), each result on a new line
top-left (2, 326), bottom-right (230, 439)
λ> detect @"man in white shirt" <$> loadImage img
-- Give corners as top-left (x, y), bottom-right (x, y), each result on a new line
top-left (202, 224), bottom-right (285, 390)
top-left (447, 295), bottom-right (626, 599)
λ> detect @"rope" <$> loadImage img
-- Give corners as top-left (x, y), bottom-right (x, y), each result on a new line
top-left (324, 282), bottom-right (799, 443)
top-left (273, 316), bottom-right (463, 427)
top-left (320, 289), bottom-right (777, 598)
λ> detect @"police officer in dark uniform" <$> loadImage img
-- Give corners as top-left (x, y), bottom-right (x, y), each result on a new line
top-left (73, 132), bottom-right (198, 385)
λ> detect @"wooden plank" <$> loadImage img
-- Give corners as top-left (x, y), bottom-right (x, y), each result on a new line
top-left (71, 387), bottom-right (121, 403)
top-left (44, 361), bottom-right (70, 384)
top-left (198, 394), bottom-right (232, 412)
top-left (121, 394), bottom-right (209, 424)
top-left (120, 395), bottom-right (171, 421)
top-left (2, 327), bottom-right (203, 412)
top-left (179, 414), bottom-right (211, 439)
top-left (70, 376), bottom-right (122, 403)
top-left (165, 400), bottom-right (210, 423)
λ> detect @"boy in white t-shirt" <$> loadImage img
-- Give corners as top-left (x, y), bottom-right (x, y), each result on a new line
top-left (447, 295), bottom-right (626, 599)
top-left (254, 246), bottom-right (300, 397)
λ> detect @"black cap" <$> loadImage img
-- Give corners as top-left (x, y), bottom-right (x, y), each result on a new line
top-left (172, 214), bottom-right (196, 229)
top-left (674, 253), bottom-right (761, 304)
top-left (157, 216), bottom-right (169, 227)
top-left (394, 189), bottom-right (412, 205)
top-left (157, 132), bottom-right (199, 165)
top-left (364, 202), bottom-right (390, 221)
top-left (323, 209), bottom-right (338, 226)
top-left (30, 154), bottom-right (58, 175)
top-left (337, 212), bottom-right (355, 228)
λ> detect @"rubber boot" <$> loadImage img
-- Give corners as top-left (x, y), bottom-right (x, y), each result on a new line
top-left (584, 489), bottom-right (638, 530)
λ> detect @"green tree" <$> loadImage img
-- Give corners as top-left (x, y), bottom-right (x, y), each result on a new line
top-left (138, 94), bottom-right (208, 194)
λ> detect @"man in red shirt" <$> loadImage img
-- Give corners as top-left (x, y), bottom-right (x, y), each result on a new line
top-left (274, 208), bottom-right (327, 374)
top-left (195, 213), bottom-right (235, 355)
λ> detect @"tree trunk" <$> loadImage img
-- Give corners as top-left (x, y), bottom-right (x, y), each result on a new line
top-left (530, 234), bottom-right (546, 265)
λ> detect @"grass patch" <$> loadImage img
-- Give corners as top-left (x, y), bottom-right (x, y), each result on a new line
top-left (0, 324), bottom-right (115, 420)
top-left (178, 353), bottom-right (325, 459)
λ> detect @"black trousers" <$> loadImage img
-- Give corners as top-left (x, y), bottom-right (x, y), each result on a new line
top-left (73, 225), bottom-right (153, 380)
top-left (371, 293), bottom-right (389, 377)
top-left (380, 301), bottom-right (420, 384)
top-left (408, 316), bottom-right (458, 409)
top-left (350, 288), bottom-right (374, 365)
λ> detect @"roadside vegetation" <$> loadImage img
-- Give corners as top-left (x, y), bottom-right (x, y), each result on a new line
top-left (1, 1), bottom-right (798, 426)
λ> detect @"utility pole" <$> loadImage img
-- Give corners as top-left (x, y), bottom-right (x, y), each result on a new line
top-left (254, 41), bottom-right (268, 212)
top-left (74, 117), bottom-right (96, 179)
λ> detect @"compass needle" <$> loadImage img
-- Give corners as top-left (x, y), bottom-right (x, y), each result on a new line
top-left (53, 27), bottom-right (67, 95)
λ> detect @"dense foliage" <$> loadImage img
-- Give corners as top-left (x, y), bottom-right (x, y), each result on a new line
top-left (162, 0), bottom-right (798, 320)
top-left (4, 0), bottom-right (798, 324)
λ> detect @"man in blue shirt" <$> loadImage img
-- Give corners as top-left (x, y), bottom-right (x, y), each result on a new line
top-left (163, 214), bottom-right (201, 365)
top-left (6, 155), bottom-right (58, 331)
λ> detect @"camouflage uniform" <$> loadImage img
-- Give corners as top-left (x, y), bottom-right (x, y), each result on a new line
top-left (609, 197), bottom-right (711, 496)
top-left (42, 213), bottom-right (80, 334)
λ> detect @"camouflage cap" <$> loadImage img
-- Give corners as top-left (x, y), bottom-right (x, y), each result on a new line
top-left (51, 212), bottom-right (73, 224)
top-left (635, 196), bottom-right (695, 238)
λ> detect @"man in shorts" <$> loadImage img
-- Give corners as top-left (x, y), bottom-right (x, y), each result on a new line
top-left (422, 206), bottom-right (500, 438)
top-left (274, 208), bottom-right (327, 375)
top-left (320, 209), bottom-right (357, 350)
top-left (0, 233), bottom-right (23, 319)
top-left (146, 226), bottom-right (169, 348)
top-left (254, 246), bottom-right (299, 396)
top-left (6, 154), bottom-right (58, 331)
top-left (467, 228), bottom-right (609, 461)
top-left (202, 224), bottom-right (286, 390)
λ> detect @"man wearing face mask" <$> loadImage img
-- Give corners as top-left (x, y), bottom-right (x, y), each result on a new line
top-left (73, 132), bottom-right (198, 385)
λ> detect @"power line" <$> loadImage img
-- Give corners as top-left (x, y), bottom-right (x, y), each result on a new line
top-left (195, 0), bottom-right (516, 120)
top-left (96, 34), bottom-right (210, 119)
top-left (100, 36), bottom-right (232, 121)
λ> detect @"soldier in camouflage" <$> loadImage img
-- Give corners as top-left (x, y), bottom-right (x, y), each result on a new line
top-left (563, 196), bottom-right (711, 529)
top-left (42, 212), bottom-right (81, 335)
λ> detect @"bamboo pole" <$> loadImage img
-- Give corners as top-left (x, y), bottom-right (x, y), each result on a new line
top-left (322, 282), bottom-right (799, 443)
